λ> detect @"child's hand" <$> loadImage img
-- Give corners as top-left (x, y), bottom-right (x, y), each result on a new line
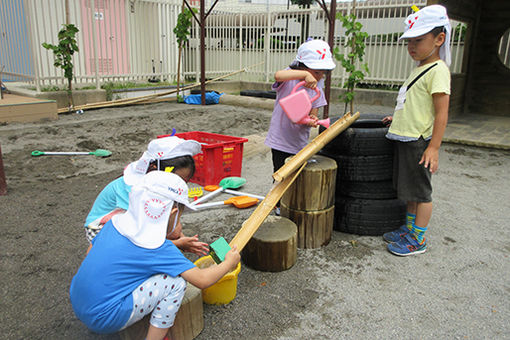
top-left (224, 245), bottom-right (241, 270)
top-left (419, 146), bottom-right (439, 174)
top-left (306, 115), bottom-right (319, 127)
top-left (382, 116), bottom-right (393, 126)
top-left (174, 234), bottom-right (209, 256)
top-left (304, 72), bottom-right (318, 89)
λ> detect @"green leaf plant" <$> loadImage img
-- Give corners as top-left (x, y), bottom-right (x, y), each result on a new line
top-left (333, 11), bottom-right (369, 115)
top-left (173, 5), bottom-right (197, 99)
top-left (42, 24), bottom-right (79, 112)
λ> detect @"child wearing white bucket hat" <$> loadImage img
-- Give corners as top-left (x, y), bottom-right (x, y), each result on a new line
top-left (382, 5), bottom-right (451, 256)
top-left (265, 39), bottom-right (336, 214)
top-left (83, 136), bottom-right (208, 257)
top-left (71, 171), bottom-right (240, 339)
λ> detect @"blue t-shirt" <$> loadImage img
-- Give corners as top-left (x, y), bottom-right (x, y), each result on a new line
top-left (70, 220), bottom-right (195, 334)
top-left (84, 177), bottom-right (130, 227)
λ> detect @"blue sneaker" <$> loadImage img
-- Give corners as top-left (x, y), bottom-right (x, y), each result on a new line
top-left (382, 225), bottom-right (410, 243)
top-left (387, 233), bottom-right (427, 256)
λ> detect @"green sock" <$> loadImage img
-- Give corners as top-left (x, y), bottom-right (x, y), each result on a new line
top-left (411, 222), bottom-right (427, 244)
top-left (406, 213), bottom-right (416, 231)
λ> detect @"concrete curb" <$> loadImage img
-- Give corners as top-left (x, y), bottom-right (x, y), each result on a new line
top-left (219, 94), bottom-right (275, 110)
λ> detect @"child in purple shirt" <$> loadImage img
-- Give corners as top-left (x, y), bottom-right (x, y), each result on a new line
top-left (265, 39), bottom-right (336, 213)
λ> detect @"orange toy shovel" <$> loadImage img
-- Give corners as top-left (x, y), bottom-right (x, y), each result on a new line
top-left (194, 196), bottom-right (259, 210)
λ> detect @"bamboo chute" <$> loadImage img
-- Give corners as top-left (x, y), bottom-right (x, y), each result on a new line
top-left (58, 62), bottom-right (264, 114)
top-left (229, 112), bottom-right (360, 252)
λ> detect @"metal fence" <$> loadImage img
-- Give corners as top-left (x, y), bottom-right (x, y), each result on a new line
top-left (1, 0), bottom-right (474, 91)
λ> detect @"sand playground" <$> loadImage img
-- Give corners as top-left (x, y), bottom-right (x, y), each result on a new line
top-left (1, 101), bottom-right (509, 339)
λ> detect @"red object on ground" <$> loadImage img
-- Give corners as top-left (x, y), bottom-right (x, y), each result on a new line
top-left (158, 131), bottom-right (248, 186)
top-left (0, 144), bottom-right (7, 195)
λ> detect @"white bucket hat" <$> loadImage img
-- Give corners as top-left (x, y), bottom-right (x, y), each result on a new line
top-left (112, 171), bottom-right (197, 249)
top-left (123, 136), bottom-right (201, 186)
top-left (294, 39), bottom-right (336, 70)
top-left (399, 5), bottom-right (452, 66)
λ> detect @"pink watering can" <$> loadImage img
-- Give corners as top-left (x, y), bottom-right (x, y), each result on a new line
top-left (279, 81), bottom-right (330, 128)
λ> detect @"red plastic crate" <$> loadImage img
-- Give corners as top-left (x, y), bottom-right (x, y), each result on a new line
top-left (158, 131), bottom-right (248, 186)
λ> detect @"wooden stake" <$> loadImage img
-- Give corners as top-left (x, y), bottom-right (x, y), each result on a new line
top-left (273, 112), bottom-right (360, 182)
top-left (229, 163), bottom-right (306, 251)
top-left (0, 144), bottom-right (7, 195)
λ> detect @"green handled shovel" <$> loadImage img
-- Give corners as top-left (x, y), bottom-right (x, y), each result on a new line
top-left (31, 149), bottom-right (112, 157)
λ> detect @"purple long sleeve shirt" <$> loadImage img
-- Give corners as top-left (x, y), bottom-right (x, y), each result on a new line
top-left (265, 77), bottom-right (327, 154)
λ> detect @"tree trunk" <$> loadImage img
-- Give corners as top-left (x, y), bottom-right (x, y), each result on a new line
top-left (67, 77), bottom-right (74, 111)
top-left (177, 45), bottom-right (182, 98)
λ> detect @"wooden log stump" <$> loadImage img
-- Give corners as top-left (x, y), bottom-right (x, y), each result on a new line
top-left (281, 155), bottom-right (337, 211)
top-left (241, 215), bottom-right (297, 272)
top-left (280, 204), bottom-right (334, 249)
top-left (119, 283), bottom-right (203, 340)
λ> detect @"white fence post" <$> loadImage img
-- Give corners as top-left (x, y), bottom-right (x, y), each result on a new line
top-left (6, 0), bottom-right (485, 89)
top-left (265, 11), bottom-right (270, 83)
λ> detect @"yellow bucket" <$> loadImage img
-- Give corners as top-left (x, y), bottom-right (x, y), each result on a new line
top-left (194, 255), bottom-right (241, 305)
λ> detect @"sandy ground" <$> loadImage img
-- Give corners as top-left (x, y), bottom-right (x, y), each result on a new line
top-left (1, 101), bottom-right (509, 340)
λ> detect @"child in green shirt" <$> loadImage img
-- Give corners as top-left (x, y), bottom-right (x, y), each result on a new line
top-left (382, 5), bottom-right (451, 256)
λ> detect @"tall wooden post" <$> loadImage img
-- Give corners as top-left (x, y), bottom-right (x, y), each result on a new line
top-left (323, 0), bottom-right (336, 119)
top-left (0, 144), bottom-right (7, 195)
top-left (200, 0), bottom-right (206, 105)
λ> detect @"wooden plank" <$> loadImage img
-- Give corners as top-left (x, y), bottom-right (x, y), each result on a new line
top-left (0, 93), bottom-right (55, 105)
top-left (0, 96), bottom-right (57, 123)
top-left (229, 163), bottom-right (306, 251)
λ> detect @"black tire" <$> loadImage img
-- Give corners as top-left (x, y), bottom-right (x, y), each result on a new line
top-left (240, 90), bottom-right (266, 98)
top-left (320, 113), bottom-right (393, 156)
top-left (320, 152), bottom-right (393, 182)
top-left (190, 90), bottom-right (220, 95)
top-left (334, 197), bottom-right (406, 236)
top-left (260, 90), bottom-right (276, 99)
top-left (338, 180), bottom-right (396, 199)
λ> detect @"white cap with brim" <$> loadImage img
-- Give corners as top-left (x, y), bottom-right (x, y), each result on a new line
top-left (399, 5), bottom-right (452, 66)
top-left (112, 171), bottom-right (196, 249)
top-left (123, 136), bottom-right (201, 186)
top-left (294, 39), bottom-right (336, 70)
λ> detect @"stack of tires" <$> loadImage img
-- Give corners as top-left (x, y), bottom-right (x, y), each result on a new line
top-left (319, 114), bottom-right (406, 236)
top-left (240, 90), bottom-right (276, 99)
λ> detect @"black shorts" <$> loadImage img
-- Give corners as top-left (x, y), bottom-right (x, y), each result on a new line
top-left (271, 149), bottom-right (294, 173)
top-left (393, 138), bottom-right (432, 202)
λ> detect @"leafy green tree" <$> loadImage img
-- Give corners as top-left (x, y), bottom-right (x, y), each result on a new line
top-left (333, 12), bottom-right (369, 114)
top-left (42, 24), bottom-right (79, 111)
top-left (173, 6), bottom-right (197, 101)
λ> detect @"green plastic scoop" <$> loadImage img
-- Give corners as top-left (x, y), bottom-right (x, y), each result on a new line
top-left (31, 149), bottom-right (112, 157)
top-left (191, 176), bottom-right (246, 206)
top-left (209, 237), bottom-right (231, 264)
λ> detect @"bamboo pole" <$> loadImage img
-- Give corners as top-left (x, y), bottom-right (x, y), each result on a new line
top-left (57, 62), bottom-right (264, 113)
top-left (273, 111), bottom-right (360, 182)
top-left (229, 163), bottom-right (306, 251)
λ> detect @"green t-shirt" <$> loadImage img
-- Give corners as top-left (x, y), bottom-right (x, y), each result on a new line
top-left (389, 60), bottom-right (450, 139)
